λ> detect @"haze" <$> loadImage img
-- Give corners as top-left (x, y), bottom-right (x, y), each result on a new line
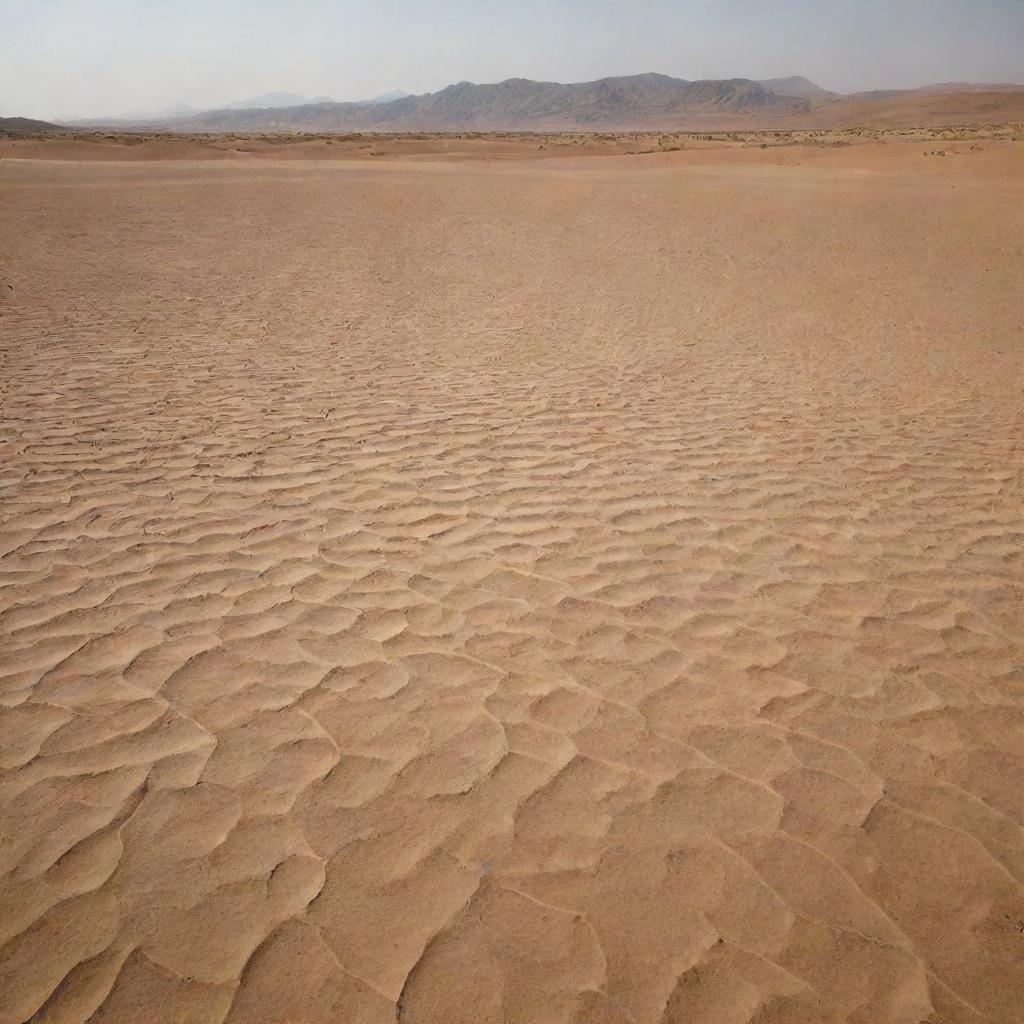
top-left (3, 0), bottom-right (1023, 120)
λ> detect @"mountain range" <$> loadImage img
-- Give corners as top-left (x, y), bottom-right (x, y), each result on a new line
top-left (39, 74), bottom-right (1024, 133)
top-left (224, 92), bottom-right (336, 109)
top-left (64, 90), bottom-right (413, 126)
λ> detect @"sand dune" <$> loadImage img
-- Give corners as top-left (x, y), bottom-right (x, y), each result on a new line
top-left (1, 135), bottom-right (1023, 1023)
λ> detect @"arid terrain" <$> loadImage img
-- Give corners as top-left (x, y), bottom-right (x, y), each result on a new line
top-left (1, 131), bottom-right (1023, 1024)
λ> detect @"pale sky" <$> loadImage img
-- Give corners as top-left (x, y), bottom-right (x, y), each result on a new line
top-left (3, 0), bottom-right (1023, 120)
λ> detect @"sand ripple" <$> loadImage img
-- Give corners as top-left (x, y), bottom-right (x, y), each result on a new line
top-left (1, 146), bottom-right (1023, 1023)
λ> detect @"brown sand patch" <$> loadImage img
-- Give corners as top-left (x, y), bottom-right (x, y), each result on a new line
top-left (1, 137), bottom-right (1023, 1023)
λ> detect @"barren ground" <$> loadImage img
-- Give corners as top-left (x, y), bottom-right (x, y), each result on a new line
top-left (1, 134), bottom-right (1023, 1024)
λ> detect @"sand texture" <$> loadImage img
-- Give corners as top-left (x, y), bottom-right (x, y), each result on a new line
top-left (1, 137), bottom-right (1023, 1023)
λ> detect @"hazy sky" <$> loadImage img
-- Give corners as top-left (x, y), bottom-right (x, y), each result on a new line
top-left (3, 0), bottom-right (1023, 119)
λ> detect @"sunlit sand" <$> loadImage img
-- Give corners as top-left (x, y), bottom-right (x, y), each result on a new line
top-left (1, 132), bottom-right (1022, 1023)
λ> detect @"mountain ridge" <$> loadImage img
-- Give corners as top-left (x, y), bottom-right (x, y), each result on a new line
top-left (42, 74), bottom-right (1024, 133)
top-left (159, 74), bottom-right (810, 132)
top-left (225, 92), bottom-right (336, 109)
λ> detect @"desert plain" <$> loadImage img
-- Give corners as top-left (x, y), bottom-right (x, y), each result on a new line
top-left (1, 129), bottom-right (1023, 1023)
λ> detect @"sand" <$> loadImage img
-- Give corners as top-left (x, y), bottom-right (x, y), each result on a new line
top-left (1, 134), bottom-right (1023, 1024)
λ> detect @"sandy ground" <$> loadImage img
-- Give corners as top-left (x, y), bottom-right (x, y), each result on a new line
top-left (2, 123), bottom-right (1022, 162)
top-left (1, 137), bottom-right (1023, 1024)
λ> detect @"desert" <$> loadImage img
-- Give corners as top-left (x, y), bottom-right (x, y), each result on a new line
top-left (1, 121), bottom-right (1023, 1024)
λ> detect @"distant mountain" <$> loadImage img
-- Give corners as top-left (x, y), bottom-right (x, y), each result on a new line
top-left (165, 74), bottom-right (810, 132)
top-left (63, 102), bottom-right (199, 126)
top-left (128, 102), bottom-right (199, 116)
top-left (756, 76), bottom-right (839, 100)
top-left (360, 89), bottom-right (413, 106)
top-left (66, 74), bottom-right (1024, 134)
top-left (225, 92), bottom-right (335, 109)
top-left (849, 81), bottom-right (1024, 101)
top-left (65, 95), bottom-right (337, 127)
top-left (912, 81), bottom-right (1024, 94)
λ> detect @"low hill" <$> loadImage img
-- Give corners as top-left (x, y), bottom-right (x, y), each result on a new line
top-left (817, 87), bottom-right (1024, 127)
top-left (0, 116), bottom-right (71, 136)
